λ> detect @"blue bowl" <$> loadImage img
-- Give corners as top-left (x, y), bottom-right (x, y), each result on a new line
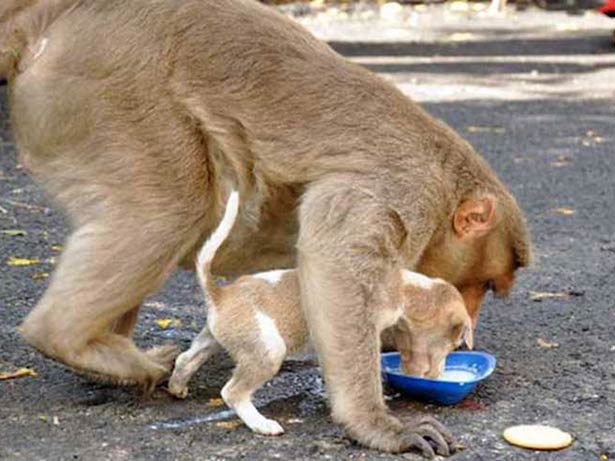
top-left (381, 351), bottom-right (496, 405)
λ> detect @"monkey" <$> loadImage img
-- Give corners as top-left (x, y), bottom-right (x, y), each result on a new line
top-left (1, 0), bottom-right (531, 456)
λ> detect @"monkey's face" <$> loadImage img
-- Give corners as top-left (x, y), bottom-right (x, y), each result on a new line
top-left (417, 198), bottom-right (521, 328)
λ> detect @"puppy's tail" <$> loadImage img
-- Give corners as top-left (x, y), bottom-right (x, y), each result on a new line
top-left (196, 190), bottom-right (240, 300)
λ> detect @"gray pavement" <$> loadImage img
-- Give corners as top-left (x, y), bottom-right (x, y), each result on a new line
top-left (1, 4), bottom-right (614, 461)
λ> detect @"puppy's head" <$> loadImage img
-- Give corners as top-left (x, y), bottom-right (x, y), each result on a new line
top-left (394, 276), bottom-right (472, 379)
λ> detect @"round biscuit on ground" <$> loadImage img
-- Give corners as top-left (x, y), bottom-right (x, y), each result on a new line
top-left (503, 424), bottom-right (573, 450)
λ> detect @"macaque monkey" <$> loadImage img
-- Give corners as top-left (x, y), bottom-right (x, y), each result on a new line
top-left (1, 0), bottom-right (531, 456)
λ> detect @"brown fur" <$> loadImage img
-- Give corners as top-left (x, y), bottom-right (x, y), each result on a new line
top-left (168, 196), bottom-right (471, 439)
top-left (2, 0), bottom-right (531, 455)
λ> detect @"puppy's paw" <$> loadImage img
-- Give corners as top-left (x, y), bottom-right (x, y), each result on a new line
top-left (251, 418), bottom-right (285, 436)
top-left (167, 378), bottom-right (189, 399)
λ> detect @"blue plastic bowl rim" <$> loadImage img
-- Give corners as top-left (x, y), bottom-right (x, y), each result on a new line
top-left (381, 351), bottom-right (496, 384)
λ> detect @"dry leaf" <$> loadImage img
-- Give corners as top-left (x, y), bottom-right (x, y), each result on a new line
top-left (529, 291), bottom-right (569, 301)
top-left (0, 367), bottom-right (38, 380)
top-left (7, 256), bottom-right (40, 267)
top-left (551, 156), bottom-right (570, 167)
top-left (537, 338), bottom-right (559, 349)
top-left (215, 420), bottom-right (242, 430)
top-left (448, 2), bottom-right (470, 13)
top-left (51, 245), bottom-right (63, 252)
top-left (449, 32), bottom-right (475, 41)
top-left (32, 272), bottom-right (49, 281)
top-left (286, 418), bottom-right (304, 424)
top-left (555, 23), bottom-right (580, 32)
top-left (208, 397), bottom-right (225, 407)
top-left (466, 126), bottom-right (505, 134)
top-left (553, 208), bottom-right (575, 216)
top-left (1, 229), bottom-right (27, 236)
top-left (154, 318), bottom-right (181, 329)
top-left (529, 290), bottom-right (583, 302)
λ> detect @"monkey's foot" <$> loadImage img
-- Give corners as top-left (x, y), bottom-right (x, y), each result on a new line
top-left (146, 344), bottom-right (181, 371)
top-left (346, 412), bottom-right (455, 458)
top-left (139, 345), bottom-right (181, 394)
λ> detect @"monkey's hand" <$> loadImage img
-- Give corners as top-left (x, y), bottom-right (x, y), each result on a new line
top-left (346, 412), bottom-right (456, 457)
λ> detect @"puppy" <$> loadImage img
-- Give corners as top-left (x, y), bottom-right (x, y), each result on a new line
top-left (168, 192), bottom-right (473, 435)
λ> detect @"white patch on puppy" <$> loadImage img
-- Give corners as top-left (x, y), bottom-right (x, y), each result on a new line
top-left (255, 310), bottom-right (287, 361)
top-left (207, 306), bottom-right (218, 333)
top-left (402, 270), bottom-right (439, 289)
top-left (227, 395), bottom-right (284, 435)
top-left (253, 269), bottom-right (290, 285)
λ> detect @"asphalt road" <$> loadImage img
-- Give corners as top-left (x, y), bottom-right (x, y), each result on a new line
top-left (1, 4), bottom-right (614, 461)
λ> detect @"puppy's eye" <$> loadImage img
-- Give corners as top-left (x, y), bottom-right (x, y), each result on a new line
top-left (451, 324), bottom-right (464, 342)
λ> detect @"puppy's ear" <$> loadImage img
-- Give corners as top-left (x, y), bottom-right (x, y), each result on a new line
top-left (463, 322), bottom-right (474, 350)
top-left (453, 195), bottom-right (497, 240)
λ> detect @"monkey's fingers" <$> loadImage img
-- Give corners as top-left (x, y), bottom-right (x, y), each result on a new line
top-left (414, 415), bottom-right (457, 447)
top-left (414, 425), bottom-right (450, 457)
top-left (400, 432), bottom-right (436, 459)
top-left (146, 344), bottom-right (181, 370)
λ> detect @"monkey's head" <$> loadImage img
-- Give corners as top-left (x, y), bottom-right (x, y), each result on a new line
top-left (417, 191), bottom-right (531, 329)
top-left (396, 282), bottom-right (473, 378)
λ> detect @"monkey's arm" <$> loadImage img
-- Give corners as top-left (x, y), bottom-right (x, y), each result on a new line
top-left (297, 179), bottom-right (455, 457)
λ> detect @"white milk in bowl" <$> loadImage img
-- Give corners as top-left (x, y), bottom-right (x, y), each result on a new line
top-left (438, 369), bottom-right (475, 382)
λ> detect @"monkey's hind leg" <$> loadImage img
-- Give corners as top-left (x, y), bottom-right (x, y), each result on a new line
top-left (109, 305), bottom-right (140, 337)
top-left (19, 221), bottom-right (186, 391)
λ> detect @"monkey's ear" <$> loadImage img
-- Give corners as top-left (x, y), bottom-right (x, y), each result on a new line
top-left (453, 196), bottom-right (497, 240)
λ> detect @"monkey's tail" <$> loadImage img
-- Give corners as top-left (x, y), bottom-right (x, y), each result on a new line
top-left (196, 191), bottom-right (240, 301)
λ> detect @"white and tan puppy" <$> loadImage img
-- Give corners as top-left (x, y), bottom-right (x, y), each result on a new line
top-left (168, 192), bottom-right (473, 436)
